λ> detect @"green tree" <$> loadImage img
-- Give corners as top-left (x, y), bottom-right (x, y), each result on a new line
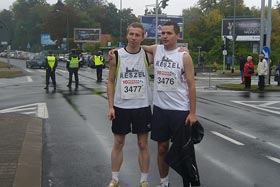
top-left (11, 0), bottom-right (49, 51)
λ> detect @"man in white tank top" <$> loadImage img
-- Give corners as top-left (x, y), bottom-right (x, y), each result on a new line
top-left (107, 22), bottom-right (152, 187)
top-left (142, 21), bottom-right (197, 187)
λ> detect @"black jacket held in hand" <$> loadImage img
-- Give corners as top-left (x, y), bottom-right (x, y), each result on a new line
top-left (166, 121), bottom-right (204, 187)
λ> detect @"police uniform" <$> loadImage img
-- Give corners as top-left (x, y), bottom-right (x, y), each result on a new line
top-left (45, 54), bottom-right (57, 91)
top-left (67, 53), bottom-right (80, 89)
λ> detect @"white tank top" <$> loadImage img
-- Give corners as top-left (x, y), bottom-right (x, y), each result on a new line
top-left (153, 45), bottom-right (190, 111)
top-left (114, 48), bottom-right (152, 109)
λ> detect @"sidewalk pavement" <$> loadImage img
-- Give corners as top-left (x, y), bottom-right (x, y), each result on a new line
top-left (0, 113), bottom-right (42, 187)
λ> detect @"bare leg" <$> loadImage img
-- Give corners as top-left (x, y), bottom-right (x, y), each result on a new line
top-left (157, 141), bottom-right (169, 178)
top-left (111, 134), bottom-right (126, 172)
top-left (137, 133), bottom-right (150, 173)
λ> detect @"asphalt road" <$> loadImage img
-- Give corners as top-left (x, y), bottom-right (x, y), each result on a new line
top-left (0, 57), bottom-right (280, 187)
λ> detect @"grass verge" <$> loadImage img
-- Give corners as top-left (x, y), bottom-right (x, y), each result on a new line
top-left (0, 61), bottom-right (24, 78)
top-left (217, 83), bottom-right (280, 91)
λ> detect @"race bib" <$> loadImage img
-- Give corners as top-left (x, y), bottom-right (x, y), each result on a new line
top-left (120, 79), bottom-right (145, 99)
top-left (156, 70), bottom-right (178, 91)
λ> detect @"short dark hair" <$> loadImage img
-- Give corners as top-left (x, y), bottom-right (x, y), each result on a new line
top-left (127, 22), bottom-right (145, 36)
top-left (163, 21), bottom-right (180, 34)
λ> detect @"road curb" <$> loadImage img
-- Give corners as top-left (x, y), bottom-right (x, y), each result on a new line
top-left (0, 113), bottom-right (42, 187)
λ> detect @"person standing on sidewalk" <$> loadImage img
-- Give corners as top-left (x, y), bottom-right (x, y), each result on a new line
top-left (257, 54), bottom-right (268, 91)
top-left (142, 21), bottom-right (197, 187)
top-left (94, 51), bottom-right (104, 82)
top-left (239, 56), bottom-right (246, 84)
top-left (66, 50), bottom-right (80, 90)
top-left (274, 60), bottom-right (280, 86)
top-left (244, 56), bottom-right (255, 90)
top-left (44, 51), bottom-right (57, 91)
top-left (107, 22), bottom-right (152, 187)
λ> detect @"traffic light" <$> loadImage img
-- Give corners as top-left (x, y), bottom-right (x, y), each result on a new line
top-left (162, 0), bottom-right (169, 9)
top-left (224, 37), bottom-right (230, 50)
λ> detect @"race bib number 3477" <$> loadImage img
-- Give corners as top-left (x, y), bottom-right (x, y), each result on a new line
top-left (121, 79), bottom-right (145, 99)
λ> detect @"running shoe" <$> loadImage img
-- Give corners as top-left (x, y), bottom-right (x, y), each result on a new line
top-left (107, 179), bottom-right (120, 187)
top-left (139, 181), bottom-right (150, 187)
top-left (155, 183), bottom-right (170, 187)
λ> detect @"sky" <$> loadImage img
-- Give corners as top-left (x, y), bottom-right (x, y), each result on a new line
top-left (0, 0), bottom-right (278, 16)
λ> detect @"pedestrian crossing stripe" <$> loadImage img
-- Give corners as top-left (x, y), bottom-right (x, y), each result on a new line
top-left (0, 102), bottom-right (48, 119)
top-left (232, 101), bottom-right (280, 115)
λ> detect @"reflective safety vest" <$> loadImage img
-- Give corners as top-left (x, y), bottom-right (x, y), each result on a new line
top-left (94, 55), bottom-right (103, 66)
top-left (47, 56), bottom-right (56, 69)
top-left (69, 57), bottom-right (79, 68)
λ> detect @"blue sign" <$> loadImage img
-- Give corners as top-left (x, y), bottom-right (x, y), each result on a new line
top-left (141, 16), bottom-right (184, 39)
top-left (41, 34), bottom-right (56, 45)
top-left (119, 42), bottom-right (125, 48)
top-left (261, 46), bottom-right (270, 61)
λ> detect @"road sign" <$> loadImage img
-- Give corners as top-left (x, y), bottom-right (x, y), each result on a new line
top-left (223, 50), bottom-right (227, 56)
top-left (261, 46), bottom-right (270, 61)
top-left (1, 41), bottom-right (8, 45)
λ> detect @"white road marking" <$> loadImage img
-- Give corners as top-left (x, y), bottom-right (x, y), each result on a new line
top-left (234, 130), bottom-right (257, 139)
top-left (266, 142), bottom-right (280, 150)
top-left (266, 156), bottom-right (280, 164)
top-left (22, 111), bottom-right (37, 115)
top-left (27, 76), bottom-right (33, 82)
top-left (57, 69), bottom-right (68, 73)
top-left (195, 147), bottom-right (254, 185)
top-left (232, 101), bottom-right (280, 115)
top-left (0, 102), bottom-right (48, 119)
top-left (3, 107), bottom-right (37, 112)
top-left (25, 69), bottom-right (33, 73)
top-left (211, 131), bottom-right (245, 146)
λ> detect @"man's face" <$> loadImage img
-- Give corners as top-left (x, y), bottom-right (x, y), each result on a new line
top-left (161, 25), bottom-right (179, 47)
top-left (126, 27), bottom-right (144, 47)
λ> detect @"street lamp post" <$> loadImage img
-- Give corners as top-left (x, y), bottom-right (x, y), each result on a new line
top-left (56, 9), bottom-right (69, 51)
top-left (231, 0), bottom-right (236, 73)
top-left (197, 46), bottom-right (201, 66)
top-left (155, 0), bottom-right (159, 44)
top-left (66, 13), bottom-right (69, 51)
top-left (119, 0), bottom-right (122, 45)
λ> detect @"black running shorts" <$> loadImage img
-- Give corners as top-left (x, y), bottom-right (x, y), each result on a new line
top-left (151, 105), bottom-right (189, 142)
top-left (112, 106), bottom-right (152, 135)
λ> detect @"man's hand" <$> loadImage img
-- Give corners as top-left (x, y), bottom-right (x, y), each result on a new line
top-left (108, 48), bottom-right (118, 61)
top-left (108, 108), bottom-right (115, 121)
top-left (178, 47), bottom-right (189, 53)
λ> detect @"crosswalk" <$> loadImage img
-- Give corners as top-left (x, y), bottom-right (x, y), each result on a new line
top-left (232, 101), bottom-right (280, 115)
top-left (0, 103), bottom-right (49, 119)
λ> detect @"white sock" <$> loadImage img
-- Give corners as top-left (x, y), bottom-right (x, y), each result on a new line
top-left (140, 172), bottom-right (148, 182)
top-left (112, 171), bottom-right (119, 182)
top-left (160, 176), bottom-right (169, 185)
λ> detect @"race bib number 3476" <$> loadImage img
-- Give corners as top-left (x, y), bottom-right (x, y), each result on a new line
top-left (156, 70), bottom-right (178, 91)
top-left (120, 79), bottom-right (145, 99)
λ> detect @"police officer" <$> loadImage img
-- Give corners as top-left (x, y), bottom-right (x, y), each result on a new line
top-left (67, 50), bottom-right (80, 90)
top-left (44, 51), bottom-right (57, 91)
top-left (94, 51), bottom-right (104, 82)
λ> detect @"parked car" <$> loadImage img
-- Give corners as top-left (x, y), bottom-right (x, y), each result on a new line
top-left (26, 54), bottom-right (46, 69)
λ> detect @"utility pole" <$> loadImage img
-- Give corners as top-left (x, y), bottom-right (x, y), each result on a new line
top-left (267, 0), bottom-right (272, 84)
top-left (155, 0), bottom-right (169, 44)
top-left (231, 0), bottom-right (236, 73)
top-left (119, 0), bottom-right (123, 45)
top-left (260, 0), bottom-right (265, 52)
top-left (155, 0), bottom-right (159, 44)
